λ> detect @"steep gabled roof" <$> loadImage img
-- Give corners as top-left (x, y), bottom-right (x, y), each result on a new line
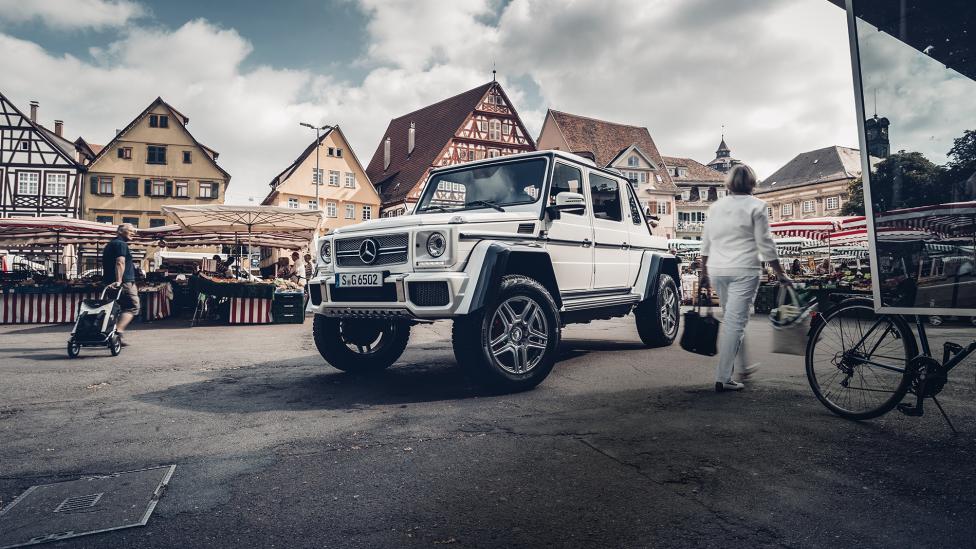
top-left (661, 155), bottom-right (725, 186)
top-left (365, 82), bottom-right (494, 206)
top-left (0, 90), bottom-right (85, 169)
top-left (757, 145), bottom-right (862, 194)
top-left (545, 109), bottom-right (677, 192)
top-left (87, 96), bottom-right (231, 182)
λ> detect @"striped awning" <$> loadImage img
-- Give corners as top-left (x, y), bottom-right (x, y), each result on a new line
top-left (875, 201), bottom-right (976, 235)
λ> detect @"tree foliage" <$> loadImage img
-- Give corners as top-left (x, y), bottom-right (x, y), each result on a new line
top-left (842, 176), bottom-right (864, 215)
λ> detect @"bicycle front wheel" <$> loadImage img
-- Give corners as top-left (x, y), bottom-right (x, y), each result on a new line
top-left (805, 299), bottom-right (917, 420)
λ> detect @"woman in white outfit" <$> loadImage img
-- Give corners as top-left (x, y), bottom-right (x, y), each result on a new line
top-left (701, 165), bottom-right (792, 392)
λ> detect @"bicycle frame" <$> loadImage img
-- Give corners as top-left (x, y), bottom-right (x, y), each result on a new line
top-left (912, 316), bottom-right (976, 375)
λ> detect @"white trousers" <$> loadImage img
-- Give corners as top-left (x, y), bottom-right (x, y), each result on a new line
top-left (711, 275), bottom-right (761, 383)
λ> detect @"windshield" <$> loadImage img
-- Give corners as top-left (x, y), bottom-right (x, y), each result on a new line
top-left (415, 158), bottom-right (547, 213)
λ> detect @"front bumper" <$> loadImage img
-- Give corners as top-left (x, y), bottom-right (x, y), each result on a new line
top-left (308, 271), bottom-right (472, 319)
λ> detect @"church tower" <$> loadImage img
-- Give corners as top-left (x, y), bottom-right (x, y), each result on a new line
top-left (864, 114), bottom-right (890, 158)
top-left (706, 135), bottom-right (739, 174)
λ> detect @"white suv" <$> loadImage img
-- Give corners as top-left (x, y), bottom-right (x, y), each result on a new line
top-left (308, 150), bottom-right (681, 392)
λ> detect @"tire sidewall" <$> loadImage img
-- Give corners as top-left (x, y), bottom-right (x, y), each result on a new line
top-left (635, 274), bottom-right (679, 347)
top-left (312, 314), bottom-right (409, 373)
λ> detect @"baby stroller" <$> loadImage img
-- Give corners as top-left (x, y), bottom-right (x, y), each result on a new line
top-left (67, 286), bottom-right (124, 357)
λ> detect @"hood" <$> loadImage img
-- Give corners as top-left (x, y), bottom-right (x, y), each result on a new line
top-left (331, 211), bottom-right (538, 234)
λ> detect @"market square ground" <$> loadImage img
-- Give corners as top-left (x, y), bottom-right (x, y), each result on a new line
top-left (1, 314), bottom-right (975, 548)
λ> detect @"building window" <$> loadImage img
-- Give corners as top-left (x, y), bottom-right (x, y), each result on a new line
top-left (327, 147), bottom-right (335, 156)
top-left (801, 200), bottom-right (816, 214)
top-left (147, 145), bottom-right (167, 164)
top-left (628, 155), bottom-right (639, 167)
top-left (175, 180), bottom-right (188, 197)
top-left (122, 216), bottom-right (140, 227)
top-left (96, 215), bottom-right (114, 224)
top-left (148, 114), bottom-right (168, 128)
top-left (17, 172), bottom-right (39, 195)
top-left (825, 196), bottom-right (841, 210)
top-left (98, 176), bottom-right (113, 195)
top-left (345, 172), bottom-right (355, 188)
top-left (488, 149), bottom-right (500, 158)
top-left (680, 190), bottom-right (691, 201)
top-left (19, 141), bottom-right (29, 151)
top-left (657, 201), bottom-right (669, 215)
top-left (123, 178), bottom-right (139, 196)
top-left (199, 181), bottom-right (214, 198)
top-left (488, 119), bottom-right (501, 140)
top-left (362, 205), bottom-right (372, 220)
top-left (117, 147), bottom-right (132, 159)
top-left (150, 180), bottom-right (166, 197)
top-left (149, 218), bottom-right (165, 228)
top-left (781, 203), bottom-right (794, 217)
top-left (328, 170), bottom-right (340, 186)
top-left (182, 151), bottom-right (192, 164)
top-left (336, 148), bottom-right (342, 158)
top-left (45, 173), bottom-right (67, 196)
top-left (716, 189), bottom-right (726, 199)
top-left (767, 206), bottom-right (774, 219)
top-left (501, 121), bottom-right (512, 138)
top-left (326, 202), bottom-right (337, 218)
top-left (307, 200), bottom-right (317, 209)
top-left (288, 198), bottom-right (299, 208)
top-left (312, 168), bottom-right (324, 185)
top-left (345, 204), bottom-right (355, 219)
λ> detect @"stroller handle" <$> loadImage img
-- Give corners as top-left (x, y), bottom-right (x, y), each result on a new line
top-left (99, 284), bottom-right (125, 301)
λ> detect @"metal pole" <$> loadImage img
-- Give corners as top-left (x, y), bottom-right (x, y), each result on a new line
top-left (315, 127), bottom-right (320, 208)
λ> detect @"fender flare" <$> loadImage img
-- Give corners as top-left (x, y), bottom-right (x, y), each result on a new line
top-left (465, 242), bottom-right (560, 313)
top-left (640, 252), bottom-right (680, 301)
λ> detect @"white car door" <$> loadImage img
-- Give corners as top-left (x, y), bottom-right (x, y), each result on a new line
top-left (624, 183), bottom-right (650, 286)
top-left (588, 171), bottom-right (631, 289)
top-left (544, 162), bottom-right (593, 291)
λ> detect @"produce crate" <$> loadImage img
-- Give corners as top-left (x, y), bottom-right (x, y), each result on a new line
top-left (272, 292), bottom-right (305, 324)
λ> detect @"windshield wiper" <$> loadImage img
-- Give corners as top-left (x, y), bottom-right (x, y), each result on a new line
top-left (418, 205), bottom-right (451, 212)
top-left (464, 200), bottom-right (506, 212)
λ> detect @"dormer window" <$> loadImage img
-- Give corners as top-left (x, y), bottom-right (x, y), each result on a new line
top-left (149, 114), bottom-right (168, 128)
top-left (627, 155), bottom-right (639, 167)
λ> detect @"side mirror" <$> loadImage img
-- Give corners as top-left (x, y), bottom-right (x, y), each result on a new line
top-left (547, 192), bottom-right (586, 220)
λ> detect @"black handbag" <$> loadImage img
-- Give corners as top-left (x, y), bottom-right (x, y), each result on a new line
top-left (680, 285), bottom-right (720, 356)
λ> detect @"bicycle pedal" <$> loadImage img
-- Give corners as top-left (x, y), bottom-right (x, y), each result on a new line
top-left (897, 403), bottom-right (924, 416)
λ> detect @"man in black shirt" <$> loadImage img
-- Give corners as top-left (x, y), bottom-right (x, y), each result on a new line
top-left (102, 223), bottom-right (140, 342)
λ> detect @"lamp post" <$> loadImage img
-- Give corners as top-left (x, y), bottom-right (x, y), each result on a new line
top-left (299, 122), bottom-right (332, 209)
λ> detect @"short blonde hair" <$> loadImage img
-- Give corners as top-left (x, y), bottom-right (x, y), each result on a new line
top-left (117, 223), bottom-right (134, 234)
top-left (725, 164), bottom-right (758, 194)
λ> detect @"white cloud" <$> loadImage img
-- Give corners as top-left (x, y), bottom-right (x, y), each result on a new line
top-left (0, 0), bottom-right (864, 205)
top-left (0, 0), bottom-right (146, 30)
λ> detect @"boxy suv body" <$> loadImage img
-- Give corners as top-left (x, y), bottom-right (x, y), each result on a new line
top-left (308, 150), bottom-right (680, 391)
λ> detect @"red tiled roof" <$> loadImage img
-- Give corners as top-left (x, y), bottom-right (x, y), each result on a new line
top-left (546, 109), bottom-right (677, 192)
top-left (661, 155), bottom-right (725, 185)
top-left (366, 82), bottom-right (495, 207)
top-left (90, 144), bottom-right (104, 155)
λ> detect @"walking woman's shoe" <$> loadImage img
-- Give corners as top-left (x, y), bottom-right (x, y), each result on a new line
top-left (715, 380), bottom-right (744, 392)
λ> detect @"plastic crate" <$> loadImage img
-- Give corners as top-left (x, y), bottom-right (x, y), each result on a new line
top-left (272, 292), bottom-right (305, 324)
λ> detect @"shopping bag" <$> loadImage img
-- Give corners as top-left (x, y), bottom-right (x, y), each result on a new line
top-left (680, 288), bottom-right (720, 356)
top-left (769, 285), bottom-right (817, 356)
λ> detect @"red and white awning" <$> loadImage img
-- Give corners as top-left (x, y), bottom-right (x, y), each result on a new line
top-left (875, 201), bottom-right (976, 235)
top-left (769, 219), bottom-right (839, 239)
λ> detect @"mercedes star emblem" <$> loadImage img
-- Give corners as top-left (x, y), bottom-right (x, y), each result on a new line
top-left (359, 238), bottom-right (379, 264)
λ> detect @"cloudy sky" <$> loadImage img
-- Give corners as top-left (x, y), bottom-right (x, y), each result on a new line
top-left (0, 0), bottom-right (859, 202)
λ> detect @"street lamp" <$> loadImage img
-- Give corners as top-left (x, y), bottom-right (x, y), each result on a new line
top-left (299, 122), bottom-right (332, 209)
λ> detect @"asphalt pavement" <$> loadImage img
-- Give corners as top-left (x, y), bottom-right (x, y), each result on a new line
top-left (1, 312), bottom-right (974, 548)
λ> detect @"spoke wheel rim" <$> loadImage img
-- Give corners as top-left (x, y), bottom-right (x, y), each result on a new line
top-left (488, 295), bottom-right (549, 375)
top-left (659, 282), bottom-right (678, 337)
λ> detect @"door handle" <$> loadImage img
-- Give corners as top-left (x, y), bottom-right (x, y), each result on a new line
top-left (582, 239), bottom-right (592, 248)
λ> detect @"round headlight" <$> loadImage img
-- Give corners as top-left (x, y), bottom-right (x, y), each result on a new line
top-left (319, 240), bottom-right (332, 264)
top-left (426, 232), bottom-right (447, 258)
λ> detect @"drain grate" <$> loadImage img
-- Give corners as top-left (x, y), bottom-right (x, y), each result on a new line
top-left (0, 465), bottom-right (175, 549)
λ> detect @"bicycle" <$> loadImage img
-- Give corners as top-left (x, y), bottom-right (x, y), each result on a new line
top-left (805, 297), bottom-right (976, 432)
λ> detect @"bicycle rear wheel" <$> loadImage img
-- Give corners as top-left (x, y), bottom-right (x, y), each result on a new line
top-left (805, 298), bottom-right (916, 420)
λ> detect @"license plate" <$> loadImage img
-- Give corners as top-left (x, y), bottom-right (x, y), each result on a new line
top-left (335, 272), bottom-right (383, 288)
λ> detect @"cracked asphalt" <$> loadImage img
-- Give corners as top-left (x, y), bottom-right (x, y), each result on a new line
top-left (1, 313), bottom-right (975, 548)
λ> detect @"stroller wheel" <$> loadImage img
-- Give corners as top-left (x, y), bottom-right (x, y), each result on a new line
top-left (109, 334), bottom-right (122, 356)
top-left (67, 340), bottom-right (81, 358)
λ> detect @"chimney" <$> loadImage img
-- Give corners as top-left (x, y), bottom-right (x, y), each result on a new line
top-left (408, 122), bottom-right (415, 155)
top-left (54, 120), bottom-right (63, 137)
top-left (383, 137), bottom-right (391, 170)
top-left (29, 101), bottom-right (38, 122)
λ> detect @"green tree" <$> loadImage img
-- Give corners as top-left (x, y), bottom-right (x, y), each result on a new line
top-left (842, 176), bottom-right (864, 215)
top-left (944, 129), bottom-right (976, 201)
top-left (868, 151), bottom-right (944, 211)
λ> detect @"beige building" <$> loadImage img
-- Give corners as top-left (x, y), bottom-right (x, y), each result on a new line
top-left (262, 126), bottom-right (380, 233)
top-left (537, 109), bottom-right (678, 238)
top-left (82, 97), bottom-right (231, 228)
top-left (662, 156), bottom-right (726, 241)
top-left (757, 145), bottom-right (863, 222)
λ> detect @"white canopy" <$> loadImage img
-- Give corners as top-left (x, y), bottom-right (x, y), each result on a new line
top-left (160, 205), bottom-right (324, 235)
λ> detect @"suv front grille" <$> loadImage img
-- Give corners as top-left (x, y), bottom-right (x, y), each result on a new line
top-left (408, 281), bottom-right (450, 307)
top-left (330, 283), bottom-right (398, 303)
top-left (336, 233), bottom-right (409, 267)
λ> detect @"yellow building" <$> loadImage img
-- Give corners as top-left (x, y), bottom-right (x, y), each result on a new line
top-left (81, 97), bottom-right (231, 228)
top-left (261, 126), bottom-right (380, 233)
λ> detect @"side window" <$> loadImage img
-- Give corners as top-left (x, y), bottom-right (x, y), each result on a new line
top-left (624, 183), bottom-right (642, 225)
top-left (589, 173), bottom-right (623, 222)
top-left (548, 163), bottom-right (585, 215)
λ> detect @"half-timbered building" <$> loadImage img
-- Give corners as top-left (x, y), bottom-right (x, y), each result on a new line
top-left (0, 92), bottom-right (87, 218)
top-left (366, 81), bottom-right (535, 216)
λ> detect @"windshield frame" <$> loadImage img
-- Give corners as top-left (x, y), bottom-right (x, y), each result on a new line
top-left (414, 156), bottom-right (551, 214)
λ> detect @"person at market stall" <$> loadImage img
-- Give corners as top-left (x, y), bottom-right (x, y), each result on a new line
top-left (289, 251), bottom-right (303, 284)
top-left (102, 223), bottom-right (140, 345)
top-left (303, 253), bottom-right (313, 281)
top-left (276, 256), bottom-right (295, 280)
top-left (701, 164), bottom-right (792, 392)
top-left (213, 254), bottom-right (232, 278)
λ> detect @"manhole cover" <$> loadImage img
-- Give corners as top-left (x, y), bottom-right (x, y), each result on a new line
top-left (0, 465), bottom-right (175, 549)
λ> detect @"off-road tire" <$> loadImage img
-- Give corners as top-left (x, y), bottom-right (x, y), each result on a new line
top-left (313, 315), bottom-right (410, 373)
top-left (635, 273), bottom-right (680, 347)
top-left (452, 275), bottom-right (561, 393)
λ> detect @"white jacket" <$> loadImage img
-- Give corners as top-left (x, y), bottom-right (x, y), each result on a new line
top-left (701, 194), bottom-right (778, 276)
